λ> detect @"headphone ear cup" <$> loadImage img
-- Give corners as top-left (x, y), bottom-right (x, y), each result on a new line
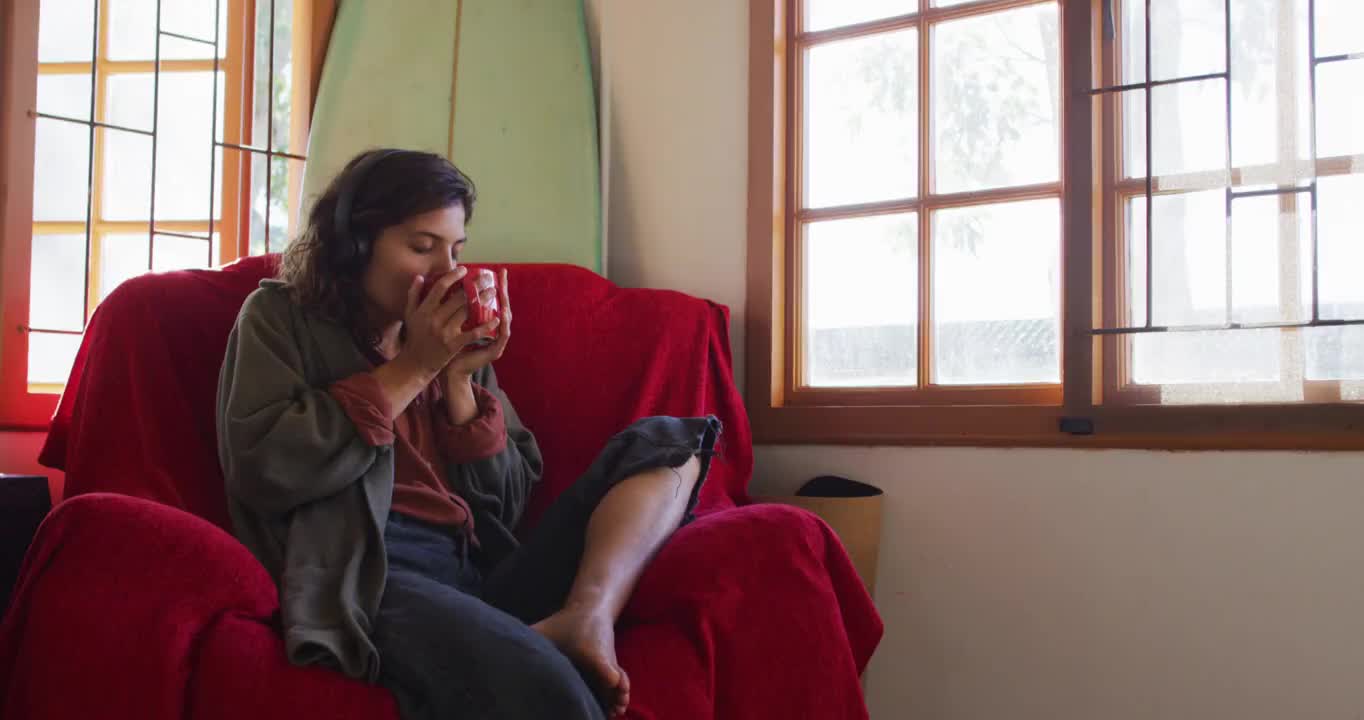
top-left (332, 229), bottom-right (363, 270)
top-left (349, 230), bottom-right (370, 269)
top-left (329, 149), bottom-right (399, 269)
top-left (328, 224), bottom-right (351, 269)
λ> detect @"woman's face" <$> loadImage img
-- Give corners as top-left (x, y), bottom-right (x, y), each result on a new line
top-left (360, 203), bottom-right (467, 327)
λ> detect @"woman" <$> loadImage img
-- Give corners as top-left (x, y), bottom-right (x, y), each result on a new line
top-left (216, 149), bottom-right (720, 720)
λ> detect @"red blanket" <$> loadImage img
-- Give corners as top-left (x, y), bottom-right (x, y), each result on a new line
top-left (1, 256), bottom-right (881, 718)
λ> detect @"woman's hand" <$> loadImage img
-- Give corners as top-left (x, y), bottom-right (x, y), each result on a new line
top-left (394, 266), bottom-right (493, 380)
top-left (439, 270), bottom-right (510, 425)
top-left (444, 268), bottom-right (512, 382)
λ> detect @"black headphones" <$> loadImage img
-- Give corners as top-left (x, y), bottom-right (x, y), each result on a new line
top-left (331, 148), bottom-right (402, 270)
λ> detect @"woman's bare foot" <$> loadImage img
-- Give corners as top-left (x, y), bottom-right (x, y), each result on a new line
top-left (533, 604), bottom-right (631, 716)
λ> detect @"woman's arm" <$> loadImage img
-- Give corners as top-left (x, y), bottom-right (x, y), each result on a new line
top-left (431, 270), bottom-right (540, 531)
top-left (441, 372), bottom-right (481, 426)
top-left (436, 365), bottom-right (544, 530)
top-left (217, 289), bottom-right (379, 516)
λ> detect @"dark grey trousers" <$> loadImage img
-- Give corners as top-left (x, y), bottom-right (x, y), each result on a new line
top-left (372, 416), bottom-right (721, 720)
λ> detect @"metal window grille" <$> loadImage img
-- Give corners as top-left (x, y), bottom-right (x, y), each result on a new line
top-left (27, 0), bottom-right (301, 342)
top-left (1090, 0), bottom-right (1364, 337)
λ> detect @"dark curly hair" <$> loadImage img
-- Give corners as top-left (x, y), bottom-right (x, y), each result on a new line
top-left (278, 148), bottom-right (476, 341)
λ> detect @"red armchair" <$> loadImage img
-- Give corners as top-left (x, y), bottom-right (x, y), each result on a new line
top-left (0, 256), bottom-right (881, 719)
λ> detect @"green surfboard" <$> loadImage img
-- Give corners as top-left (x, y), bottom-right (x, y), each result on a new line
top-left (301, 0), bottom-right (601, 272)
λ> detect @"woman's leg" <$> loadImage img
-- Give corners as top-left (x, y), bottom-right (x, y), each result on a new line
top-left (376, 515), bottom-right (605, 720)
top-left (532, 456), bottom-right (701, 716)
top-left (375, 565), bottom-right (606, 720)
top-left (480, 415), bottom-right (722, 716)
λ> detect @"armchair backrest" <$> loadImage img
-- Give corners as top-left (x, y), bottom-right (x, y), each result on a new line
top-left (40, 255), bottom-right (752, 531)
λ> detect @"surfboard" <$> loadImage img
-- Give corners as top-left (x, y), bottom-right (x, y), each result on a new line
top-left (301, 0), bottom-right (602, 272)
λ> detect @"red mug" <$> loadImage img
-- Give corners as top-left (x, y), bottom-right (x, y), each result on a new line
top-left (419, 268), bottom-right (498, 349)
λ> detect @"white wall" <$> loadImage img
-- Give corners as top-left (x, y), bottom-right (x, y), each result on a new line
top-left (590, 2), bottom-right (1364, 718)
top-left (755, 447), bottom-right (1364, 719)
top-left (588, 0), bottom-right (749, 382)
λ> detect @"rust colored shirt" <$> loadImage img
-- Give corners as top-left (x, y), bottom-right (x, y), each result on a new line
top-left (328, 362), bottom-right (507, 536)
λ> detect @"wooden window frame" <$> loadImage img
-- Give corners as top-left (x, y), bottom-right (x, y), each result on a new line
top-left (747, 0), bottom-right (1364, 449)
top-left (0, 0), bottom-right (328, 430)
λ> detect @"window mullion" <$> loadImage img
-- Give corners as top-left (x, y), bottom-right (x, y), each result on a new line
top-left (1307, 0), bottom-right (1326, 327)
top-left (86, 232), bottom-right (105, 314)
top-left (1060, 0), bottom-right (1098, 418)
top-left (1274, 0), bottom-right (1306, 389)
top-left (263, 0), bottom-right (277, 254)
top-left (917, 12), bottom-right (931, 389)
top-left (1102, 0), bottom-right (1129, 402)
top-left (81, 0), bottom-right (109, 326)
top-left (788, 1), bottom-right (802, 394)
top-left (208, 0), bottom-right (223, 267)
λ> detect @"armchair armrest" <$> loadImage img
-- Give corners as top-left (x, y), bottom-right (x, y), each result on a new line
top-left (0, 493), bottom-right (278, 719)
top-left (617, 503), bottom-right (883, 720)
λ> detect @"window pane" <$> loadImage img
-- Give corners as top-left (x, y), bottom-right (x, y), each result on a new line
top-left (152, 234), bottom-right (215, 272)
top-left (1317, 174), bottom-right (1364, 321)
top-left (28, 332), bottom-right (83, 386)
top-left (804, 213), bottom-right (917, 387)
top-left (105, 73), bottom-right (155, 132)
top-left (101, 233), bottom-right (217, 296)
top-left (249, 151), bottom-right (269, 255)
top-left (253, 0), bottom-right (296, 152)
top-left (932, 3), bottom-right (1059, 194)
top-left (102, 129), bottom-right (153, 222)
top-left (30, 234), bottom-right (87, 331)
top-left (33, 118), bottom-right (92, 222)
top-left (1229, 0), bottom-right (1312, 175)
top-left (1123, 190), bottom-right (1308, 395)
top-left (804, 29), bottom-right (918, 208)
top-left (214, 147), bottom-right (244, 255)
top-left (1228, 193), bottom-right (1312, 325)
top-left (1120, 89), bottom-right (1147, 179)
top-left (156, 74), bottom-right (227, 220)
top-left (36, 74), bottom-right (93, 120)
top-left (1127, 190), bottom-right (1226, 327)
top-left (108, 0), bottom-right (228, 60)
top-left (1125, 198), bottom-right (1148, 327)
top-left (100, 234), bottom-right (150, 300)
top-left (1306, 326), bottom-right (1364, 383)
top-left (804, 0), bottom-right (914, 32)
top-left (39, 0), bottom-right (96, 62)
top-left (1315, 59), bottom-right (1363, 160)
top-left (1315, 0), bottom-right (1364, 58)
top-left (161, 0), bottom-right (218, 44)
top-left (269, 157), bottom-right (305, 249)
top-left (107, 72), bottom-right (226, 141)
top-left (932, 199), bottom-right (1060, 385)
top-left (246, 153), bottom-right (303, 255)
top-left (104, 73), bottom-right (225, 220)
top-left (1121, 0), bottom-right (1226, 84)
top-left (158, 34), bottom-right (221, 59)
top-left (1130, 79), bottom-right (1228, 184)
top-left (1130, 329), bottom-right (1281, 389)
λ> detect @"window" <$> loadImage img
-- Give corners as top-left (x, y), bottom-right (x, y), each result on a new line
top-left (748, 0), bottom-right (1364, 447)
top-left (1, 0), bottom-right (326, 428)
top-left (1095, 0), bottom-right (1363, 407)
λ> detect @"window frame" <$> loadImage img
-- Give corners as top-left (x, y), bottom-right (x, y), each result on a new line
top-left (0, 0), bottom-right (328, 430)
top-left (746, 0), bottom-right (1364, 449)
